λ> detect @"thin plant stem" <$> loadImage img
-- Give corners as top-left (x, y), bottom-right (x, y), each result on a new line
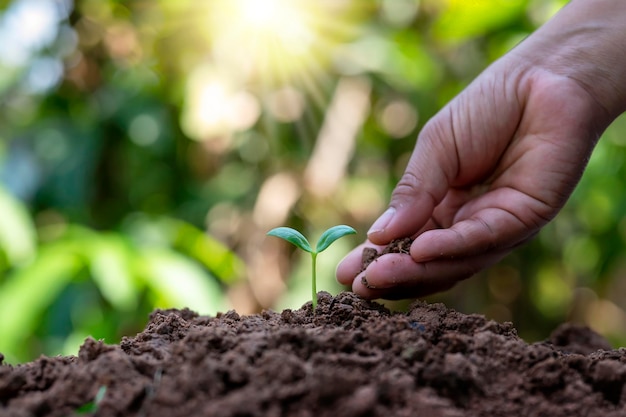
top-left (311, 252), bottom-right (318, 311)
top-left (267, 225), bottom-right (355, 311)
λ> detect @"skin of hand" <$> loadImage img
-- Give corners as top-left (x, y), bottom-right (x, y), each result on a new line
top-left (337, 0), bottom-right (626, 300)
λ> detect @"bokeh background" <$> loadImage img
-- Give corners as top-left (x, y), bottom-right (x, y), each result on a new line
top-left (2, 0), bottom-right (626, 363)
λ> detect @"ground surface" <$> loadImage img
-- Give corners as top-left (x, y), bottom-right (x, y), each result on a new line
top-left (1, 291), bottom-right (626, 417)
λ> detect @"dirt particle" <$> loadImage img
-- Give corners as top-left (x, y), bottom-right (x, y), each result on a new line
top-left (360, 237), bottom-right (414, 272)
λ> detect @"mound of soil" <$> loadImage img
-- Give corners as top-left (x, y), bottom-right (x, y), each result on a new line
top-left (1, 291), bottom-right (625, 417)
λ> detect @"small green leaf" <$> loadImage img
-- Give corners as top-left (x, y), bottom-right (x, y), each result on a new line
top-left (76, 386), bottom-right (107, 414)
top-left (315, 225), bottom-right (356, 253)
top-left (267, 227), bottom-right (313, 253)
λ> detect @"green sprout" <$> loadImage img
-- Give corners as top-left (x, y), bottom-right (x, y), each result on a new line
top-left (267, 225), bottom-right (356, 311)
top-left (75, 385), bottom-right (107, 414)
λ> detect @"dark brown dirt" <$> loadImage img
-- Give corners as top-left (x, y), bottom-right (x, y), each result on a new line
top-left (1, 291), bottom-right (625, 417)
top-left (360, 238), bottom-right (414, 289)
top-left (360, 237), bottom-right (414, 272)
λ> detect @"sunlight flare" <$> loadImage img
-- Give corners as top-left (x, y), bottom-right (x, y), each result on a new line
top-left (206, 0), bottom-right (360, 88)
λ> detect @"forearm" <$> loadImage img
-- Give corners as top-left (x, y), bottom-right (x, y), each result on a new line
top-left (512, 0), bottom-right (626, 121)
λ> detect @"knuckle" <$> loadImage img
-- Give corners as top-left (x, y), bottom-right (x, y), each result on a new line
top-left (394, 171), bottom-right (422, 198)
top-left (392, 171), bottom-right (439, 208)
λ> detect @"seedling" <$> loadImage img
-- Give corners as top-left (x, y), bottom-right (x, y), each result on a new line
top-left (75, 385), bottom-right (107, 414)
top-left (267, 225), bottom-right (356, 311)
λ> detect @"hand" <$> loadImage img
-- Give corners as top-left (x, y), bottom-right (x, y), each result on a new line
top-left (337, 0), bottom-right (626, 298)
top-left (337, 0), bottom-right (626, 299)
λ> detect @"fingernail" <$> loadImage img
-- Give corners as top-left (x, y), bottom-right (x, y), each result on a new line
top-left (367, 207), bottom-right (395, 236)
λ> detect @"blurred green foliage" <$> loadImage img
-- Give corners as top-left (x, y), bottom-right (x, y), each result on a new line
top-left (1, 0), bottom-right (626, 363)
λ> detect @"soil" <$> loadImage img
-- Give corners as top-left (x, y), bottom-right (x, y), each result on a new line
top-left (360, 238), bottom-right (413, 289)
top-left (361, 237), bottom-right (413, 271)
top-left (1, 290), bottom-right (626, 417)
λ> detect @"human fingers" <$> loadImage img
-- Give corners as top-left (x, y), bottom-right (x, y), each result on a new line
top-left (336, 241), bottom-right (385, 286)
top-left (366, 66), bottom-right (522, 247)
top-left (410, 189), bottom-right (544, 263)
top-left (406, 72), bottom-right (605, 264)
top-left (336, 215), bottom-right (445, 287)
top-left (351, 249), bottom-right (508, 300)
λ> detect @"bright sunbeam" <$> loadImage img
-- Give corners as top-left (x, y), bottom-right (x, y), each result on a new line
top-left (179, 0), bottom-right (363, 141)
top-left (239, 0), bottom-right (302, 33)
top-left (206, 0), bottom-right (360, 88)
top-left (235, 0), bottom-right (314, 55)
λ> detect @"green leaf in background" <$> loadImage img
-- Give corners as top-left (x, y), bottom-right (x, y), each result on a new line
top-left (166, 218), bottom-right (246, 285)
top-left (0, 243), bottom-right (81, 362)
top-left (316, 225), bottom-right (356, 253)
top-left (267, 227), bottom-right (313, 253)
top-left (0, 186), bottom-right (36, 266)
top-left (88, 234), bottom-right (139, 311)
top-left (139, 249), bottom-right (227, 315)
top-left (433, 0), bottom-right (526, 42)
top-left (123, 215), bottom-right (246, 285)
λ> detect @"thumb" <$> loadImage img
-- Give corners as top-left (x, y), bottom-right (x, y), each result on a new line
top-left (367, 116), bottom-right (456, 245)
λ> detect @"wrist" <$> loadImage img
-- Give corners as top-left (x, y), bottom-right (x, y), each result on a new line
top-left (512, 0), bottom-right (626, 121)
